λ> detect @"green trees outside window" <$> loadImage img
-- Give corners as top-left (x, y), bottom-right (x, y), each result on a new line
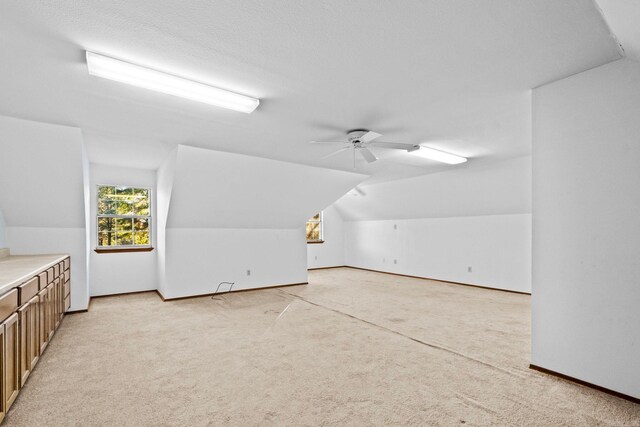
top-left (97, 186), bottom-right (151, 247)
top-left (306, 212), bottom-right (323, 242)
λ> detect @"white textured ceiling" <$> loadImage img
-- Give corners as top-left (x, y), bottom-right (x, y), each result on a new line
top-left (0, 0), bottom-right (622, 182)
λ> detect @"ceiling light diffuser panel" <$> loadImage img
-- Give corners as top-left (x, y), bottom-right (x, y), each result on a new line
top-left (410, 146), bottom-right (467, 164)
top-left (86, 51), bottom-right (260, 113)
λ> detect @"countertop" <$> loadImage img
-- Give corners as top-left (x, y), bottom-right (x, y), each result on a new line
top-left (0, 252), bottom-right (69, 296)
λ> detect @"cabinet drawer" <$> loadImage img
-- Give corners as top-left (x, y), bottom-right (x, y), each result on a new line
top-left (0, 289), bottom-right (18, 322)
top-left (64, 257), bottom-right (70, 271)
top-left (18, 277), bottom-right (39, 305)
top-left (38, 272), bottom-right (48, 290)
top-left (63, 270), bottom-right (70, 283)
top-left (46, 267), bottom-right (55, 284)
top-left (53, 263), bottom-right (60, 279)
top-left (63, 280), bottom-right (70, 297)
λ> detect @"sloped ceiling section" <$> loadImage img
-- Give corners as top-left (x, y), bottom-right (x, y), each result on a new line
top-left (166, 145), bottom-right (367, 229)
top-left (595, 0), bottom-right (640, 61)
top-left (334, 156), bottom-right (531, 221)
top-left (0, 115), bottom-right (86, 227)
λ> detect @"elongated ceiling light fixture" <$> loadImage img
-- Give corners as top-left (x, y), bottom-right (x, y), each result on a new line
top-left (86, 51), bottom-right (260, 113)
top-left (410, 146), bottom-right (467, 165)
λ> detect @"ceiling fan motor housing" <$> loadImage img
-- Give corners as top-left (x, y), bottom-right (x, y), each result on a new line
top-left (347, 129), bottom-right (369, 145)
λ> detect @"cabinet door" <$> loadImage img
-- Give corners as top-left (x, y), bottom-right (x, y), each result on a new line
top-left (28, 296), bottom-right (39, 370)
top-left (58, 278), bottom-right (64, 322)
top-left (54, 278), bottom-right (61, 330)
top-left (46, 283), bottom-right (55, 340)
top-left (18, 297), bottom-right (39, 387)
top-left (18, 304), bottom-right (29, 387)
top-left (38, 288), bottom-right (48, 354)
top-left (3, 313), bottom-right (19, 411)
top-left (63, 280), bottom-right (70, 314)
top-left (0, 323), bottom-right (5, 424)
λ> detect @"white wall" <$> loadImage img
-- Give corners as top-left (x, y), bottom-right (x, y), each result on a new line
top-left (89, 163), bottom-right (157, 296)
top-left (345, 214), bottom-right (531, 293)
top-left (336, 156), bottom-right (532, 292)
top-left (0, 115), bottom-right (90, 310)
top-left (157, 145), bottom-right (364, 298)
top-left (155, 148), bottom-right (177, 298)
top-left (307, 205), bottom-right (345, 269)
top-left (532, 58), bottom-right (640, 398)
top-left (164, 228), bottom-right (307, 299)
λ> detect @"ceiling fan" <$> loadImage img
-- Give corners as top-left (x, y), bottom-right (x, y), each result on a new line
top-left (310, 129), bottom-right (420, 165)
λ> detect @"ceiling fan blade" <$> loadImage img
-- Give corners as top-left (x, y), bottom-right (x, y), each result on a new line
top-left (360, 131), bottom-right (382, 143)
top-left (359, 147), bottom-right (377, 163)
top-left (368, 141), bottom-right (420, 151)
top-left (320, 147), bottom-right (350, 160)
top-left (309, 140), bottom-right (345, 144)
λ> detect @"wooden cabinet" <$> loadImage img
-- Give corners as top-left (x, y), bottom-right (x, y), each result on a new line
top-left (2, 314), bottom-right (19, 413)
top-left (18, 296), bottom-right (39, 387)
top-left (0, 254), bottom-right (70, 423)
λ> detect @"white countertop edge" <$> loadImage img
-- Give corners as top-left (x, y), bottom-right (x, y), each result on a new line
top-left (0, 254), bottom-right (70, 296)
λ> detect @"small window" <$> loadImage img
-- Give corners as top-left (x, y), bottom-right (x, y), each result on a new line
top-left (97, 185), bottom-right (151, 249)
top-left (306, 212), bottom-right (323, 243)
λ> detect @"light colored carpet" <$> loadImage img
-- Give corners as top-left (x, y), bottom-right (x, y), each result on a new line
top-left (5, 268), bottom-right (639, 426)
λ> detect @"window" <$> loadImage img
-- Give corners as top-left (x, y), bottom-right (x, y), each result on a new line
top-left (97, 185), bottom-right (151, 249)
top-left (306, 212), bottom-right (323, 243)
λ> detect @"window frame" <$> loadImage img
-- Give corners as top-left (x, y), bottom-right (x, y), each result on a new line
top-left (306, 211), bottom-right (324, 244)
top-left (95, 184), bottom-right (153, 252)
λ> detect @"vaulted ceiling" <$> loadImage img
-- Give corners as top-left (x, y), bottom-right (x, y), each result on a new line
top-left (0, 0), bottom-right (623, 183)
top-left (596, 0), bottom-right (640, 61)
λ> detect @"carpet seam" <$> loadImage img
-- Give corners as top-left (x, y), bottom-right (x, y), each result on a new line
top-left (278, 289), bottom-right (520, 377)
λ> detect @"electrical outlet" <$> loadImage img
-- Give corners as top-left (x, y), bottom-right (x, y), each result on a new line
top-left (468, 266), bottom-right (472, 273)
top-left (247, 269), bottom-right (251, 276)
top-left (314, 256), bottom-right (318, 261)
top-left (394, 259), bottom-right (397, 264)
top-left (383, 258), bottom-right (386, 263)
top-left (393, 224), bottom-right (397, 230)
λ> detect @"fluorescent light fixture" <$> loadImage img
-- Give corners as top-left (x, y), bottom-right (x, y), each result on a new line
top-left (410, 146), bottom-right (467, 165)
top-left (86, 51), bottom-right (260, 113)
